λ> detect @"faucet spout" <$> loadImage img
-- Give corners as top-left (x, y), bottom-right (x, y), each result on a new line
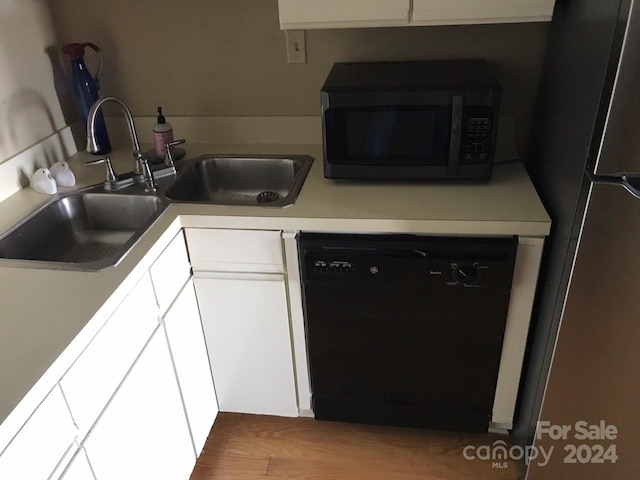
top-left (86, 96), bottom-right (144, 174)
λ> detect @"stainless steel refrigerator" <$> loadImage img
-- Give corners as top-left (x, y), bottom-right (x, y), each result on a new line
top-left (518, 0), bottom-right (640, 477)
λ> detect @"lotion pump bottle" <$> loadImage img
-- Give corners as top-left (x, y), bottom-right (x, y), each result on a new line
top-left (153, 106), bottom-right (174, 157)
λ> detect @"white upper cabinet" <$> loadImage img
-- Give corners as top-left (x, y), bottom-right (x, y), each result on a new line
top-left (278, 0), bottom-right (411, 29)
top-left (277, 0), bottom-right (554, 29)
top-left (412, 0), bottom-right (555, 25)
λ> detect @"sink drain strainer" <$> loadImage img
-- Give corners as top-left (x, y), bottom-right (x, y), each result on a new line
top-left (257, 191), bottom-right (280, 204)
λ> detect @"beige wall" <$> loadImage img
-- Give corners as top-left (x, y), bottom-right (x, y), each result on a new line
top-left (0, 0), bottom-right (67, 165)
top-left (50, 0), bottom-right (548, 156)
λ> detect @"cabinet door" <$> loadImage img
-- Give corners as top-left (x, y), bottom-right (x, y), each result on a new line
top-left (150, 231), bottom-right (191, 315)
top-left (194, 273), bottom-right (298, 417)
top-left (278, 0), bottom-right (410, 29)
top-left (57, 447), bottom-right (96, 480)
top-left (60, 273), bottom-right (158, 434)
top-left (164, 280), bottom-right (218, 457)
top-left (412, 0), bottom-right (555, 25)
top-left (0, 386), bottom-right (77, 480)
top-left (84, 328), bottom-right (195, 480)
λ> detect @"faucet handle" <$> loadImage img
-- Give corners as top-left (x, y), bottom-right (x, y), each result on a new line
top-left (164, 139), bottom-right (186, 168)
top-left (85, 156), bottom-right (117, 184)
top-left (138, 156), bottom-right (158, 193)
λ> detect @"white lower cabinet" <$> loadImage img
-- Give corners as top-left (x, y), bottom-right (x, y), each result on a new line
top-left (163, 280), bottom-right (218, 456)
top-left (84, 327), bottom-right (195, 480)
top-left (60, 273), bottom-right (158, 435)
top-left (194, 272), bottom-right (298, 417)
top-left (2, 228), bottom-right (300, 479)
top-left (57, 447), bottom-right (96, 480)
top-left (0, 231), bottom-right (219, 480)
top-left (0, 385), bottom-right (77, 480)
top-left (186, 227), bottom-right (299, 418)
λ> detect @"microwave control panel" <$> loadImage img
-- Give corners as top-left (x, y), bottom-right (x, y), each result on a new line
top-left (462, 117), bottom-right (492, 162)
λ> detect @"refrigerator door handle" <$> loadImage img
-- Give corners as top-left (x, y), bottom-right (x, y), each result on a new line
top-left (587, 170), bottom-right (640, 199)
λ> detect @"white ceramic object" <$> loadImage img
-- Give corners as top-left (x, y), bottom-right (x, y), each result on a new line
top-left (49, 161), bottom-right (76, 187)
top-left (30, 168), bottom-right (58, 195)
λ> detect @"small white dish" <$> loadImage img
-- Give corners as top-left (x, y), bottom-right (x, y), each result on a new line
top-left (50, 161), bottom-right (76, 187)
top-left (30, 168), bottom-right (57, 195)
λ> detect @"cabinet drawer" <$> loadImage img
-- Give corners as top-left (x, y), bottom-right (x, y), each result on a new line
top-left (0, 386), bottom-right (77, 480)
top-left (150, 231), bottom-right (191, 314)
top-left (185, 228), bottom-right (284, 273)
top-left (60, 273), bottom-right (158, 433)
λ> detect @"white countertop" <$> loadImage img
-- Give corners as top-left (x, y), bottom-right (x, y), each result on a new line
top-left (0, 142), bottom-right (550, 434)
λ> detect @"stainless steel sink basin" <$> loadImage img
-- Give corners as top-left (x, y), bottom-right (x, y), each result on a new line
top-left (0, 153), bottom-right (312, 270)
top-left (0, 192), bottom-right (164, 270)
top-left (165, 154), bottom-right (313, 207)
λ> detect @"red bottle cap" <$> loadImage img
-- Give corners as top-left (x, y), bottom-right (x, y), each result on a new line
top-left (62, 42), bottom-right (100, 59)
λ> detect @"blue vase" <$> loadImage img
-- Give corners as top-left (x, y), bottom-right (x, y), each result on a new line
top-left (62, 43), bottom-right (111, 154)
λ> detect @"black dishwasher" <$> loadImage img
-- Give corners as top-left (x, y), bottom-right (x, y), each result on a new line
top-left (298, 233), bottom-right (517, 433)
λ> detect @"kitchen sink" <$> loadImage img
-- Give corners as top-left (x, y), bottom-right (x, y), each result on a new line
top-left (0, 153), bottom-right (313, 270)
top-left (165, 155), bottom-right (313, 207)
top-left (0, 191), bottom-right (165, 270)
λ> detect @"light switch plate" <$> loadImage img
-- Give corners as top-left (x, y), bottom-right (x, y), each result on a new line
top-left (285, 30), bottom-right (307, 64)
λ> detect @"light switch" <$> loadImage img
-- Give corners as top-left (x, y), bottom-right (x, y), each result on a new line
top-left (285, 30), bottom-right (307, 64)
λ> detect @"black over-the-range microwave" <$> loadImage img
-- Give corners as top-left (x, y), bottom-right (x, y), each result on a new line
top-left (321, 60), bottom-right (501, 180)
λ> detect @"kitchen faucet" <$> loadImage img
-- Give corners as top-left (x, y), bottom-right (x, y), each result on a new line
top-left (86, 96), bottom-right (157, 192)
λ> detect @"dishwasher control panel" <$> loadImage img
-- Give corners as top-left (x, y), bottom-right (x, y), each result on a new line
top-left (299, 233), bottom-right (517, 290)
top-left (449, 262), bottom-right (491, 287)
top-left (314, 260), bottom-right (355, 274)
top-left (309, 255), bottom-right (494, 288)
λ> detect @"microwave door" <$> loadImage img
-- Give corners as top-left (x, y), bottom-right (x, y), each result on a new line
top-left (323, 105), bottom-right (454, 167)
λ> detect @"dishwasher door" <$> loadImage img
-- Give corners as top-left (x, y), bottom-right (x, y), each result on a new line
top-left (299, 233), bottom-right (517, 432)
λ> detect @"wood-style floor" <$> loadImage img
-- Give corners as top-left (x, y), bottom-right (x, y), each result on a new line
top-left (190, 413), bottom-right (521, 480)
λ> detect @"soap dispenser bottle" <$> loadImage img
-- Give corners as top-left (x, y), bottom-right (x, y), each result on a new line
top-left (153, 107), bottom-right (174, 158)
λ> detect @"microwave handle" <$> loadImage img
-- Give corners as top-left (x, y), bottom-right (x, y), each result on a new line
top-left (448, 96), bottom-right (464, 177)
